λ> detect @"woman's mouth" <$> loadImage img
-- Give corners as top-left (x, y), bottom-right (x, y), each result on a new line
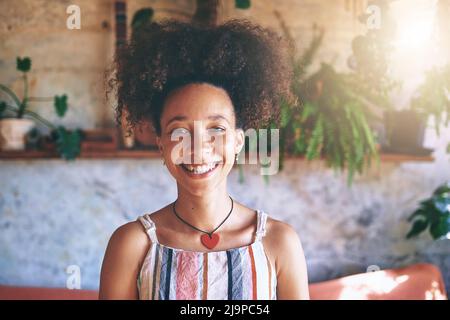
top-left (179, 161), bottom-right (220, 179)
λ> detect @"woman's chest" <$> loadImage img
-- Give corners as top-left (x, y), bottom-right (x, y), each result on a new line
top-left (138, 242), bottom-right (277, 300)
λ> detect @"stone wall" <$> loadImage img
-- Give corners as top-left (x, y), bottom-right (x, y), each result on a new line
top-left (0, 0), bottom-right (449, 293)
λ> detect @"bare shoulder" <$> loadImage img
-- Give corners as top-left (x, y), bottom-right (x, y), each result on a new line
top-left (99, 219), bottom-right (152, 299)
top-left (263, 215), bottom-right (309, 299)
top-left (101, 219), bottom-right (151, 277)
top-left (263, 216), bottom-right (305, 272)
top-left (265, 216), bottom-right (302, 247)
top-left (108, 220), bottom-right (150, 254)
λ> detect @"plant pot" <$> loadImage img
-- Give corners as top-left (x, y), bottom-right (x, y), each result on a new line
top-left (134, 119), bottom-right (158, 148)
top-left (120, 108), bottom-right (157, 149)
top-left (382, 109), bottom-right (432, 155)
top-left (0, 118), bottom-right (35, 151)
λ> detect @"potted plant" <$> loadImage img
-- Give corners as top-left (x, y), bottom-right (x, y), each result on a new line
top-left (407, 181), bottom-right (450, 240)
top-left (347, 0), bottom-right (397, 109)
top-left (383, 65), bottom-right (450, 156)
top-left (0, 57), bottom-right (37, 150)
top-left (411, 65), bottom-right (450, 136)
top-left (271, 14), bottom-right (379, 186)
top-left (346, 0), bottom-right (402, 153)
top-left (0, 56), bottom-right (83, 160)
top-left (382, 66), bottom-right (449, 156)
top-left (382, 108), bottom-right (432, 155)
top-left (291, 63), bottom-right (380, 186)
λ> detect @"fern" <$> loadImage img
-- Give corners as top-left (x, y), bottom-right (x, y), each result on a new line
top-left (306, 113), bottom-right (324, 160)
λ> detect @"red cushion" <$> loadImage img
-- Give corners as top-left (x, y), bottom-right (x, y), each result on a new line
top-left (309, 263), bottom-right (448, 300)
top-left (0, 285), bottom-right (98, 300)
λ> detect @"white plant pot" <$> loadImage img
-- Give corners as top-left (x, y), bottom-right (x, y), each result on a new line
top-left (0, 118), bottom-right (35, 151)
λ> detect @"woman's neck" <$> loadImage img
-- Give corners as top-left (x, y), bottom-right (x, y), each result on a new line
top-left (172, 184), bottom-right (234, 232)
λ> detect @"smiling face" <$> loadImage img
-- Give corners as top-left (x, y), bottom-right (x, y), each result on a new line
top-left (156, 82), bottom-right (244, 194)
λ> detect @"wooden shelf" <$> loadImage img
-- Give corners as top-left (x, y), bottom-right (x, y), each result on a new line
top-left (375, 153), bottom-right (434, 163)
top-left (0, 149), bottom-right (434, 162)
top-left (283, 153), bottom-right (434, 163)
top-left (0, 148), bottom-right (161, 160)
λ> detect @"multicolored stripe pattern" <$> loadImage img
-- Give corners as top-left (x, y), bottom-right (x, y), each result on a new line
top-left (137, 240), bottom-right (277, 300)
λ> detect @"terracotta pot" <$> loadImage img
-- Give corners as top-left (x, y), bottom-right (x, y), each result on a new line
top-left (134, 119), bottom-right (158, 148)
top-left (0, 118), bottom-right (35, 150)
top-left (383, 109), bottom-right (431, 155)
top-left (120, 107), bottom-right (157, 149)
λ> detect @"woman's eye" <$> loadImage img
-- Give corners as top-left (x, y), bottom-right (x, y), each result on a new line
top-left (170, 128), bottom-right (190, 136)
top-left (169, 127), bottom-right (225, 136)
top-left (209, 127), bottom-right (226, 133)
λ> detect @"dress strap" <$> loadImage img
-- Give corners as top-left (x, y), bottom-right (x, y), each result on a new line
top-left (137, 214), bottom-right (159, 244)
top-left (255, 209), bottom-right (268, 242)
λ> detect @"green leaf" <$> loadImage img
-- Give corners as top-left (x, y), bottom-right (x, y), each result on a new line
top-left (16, 57), bottom-right (31, 72)
top-left (300, 102), bottom-right (316, 122)
top-left (235, 0), bottom-right (251, 9)
top-left (418, 198), bottom-right (434, 209)
top-left (306, 114), bottom-right (324, 160)
top-left (406, 219), bottom-right (429, 239)
top-left (429, 216), bottom-right (450, 240)
top-left (293, 130), bottom-right (307, 154)
top-left (54, 95), bottom-right (68, 118)
top-left (433, 182), bottom-right (450, 196)
top-left (433, 194), bottom-right (450, 213)
top-left (52, 126), bottom-right (82, 160)
top-left (407, 208), bottom-right (427, 222)
top-left (131, 8), bottom-right (154, 30)
top-left (0, 101), bottom-right (6, 116)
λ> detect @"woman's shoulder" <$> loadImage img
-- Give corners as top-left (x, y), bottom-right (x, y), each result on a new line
top-left (99, 219), bottom-right (155, 299)
top-left (110, 204), bottom-right (171, 244)
top-left (112, 206), bottom-right (168, 243)
top-left (263, 214), bottom-right (303, 273)
top-left (264, 215), bottom-right (300, 242)
top-left (106, 220), bottom-right (150, 259)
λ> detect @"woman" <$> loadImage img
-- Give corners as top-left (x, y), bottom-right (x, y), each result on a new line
top-left (100, 18), bottom-right (309, 300)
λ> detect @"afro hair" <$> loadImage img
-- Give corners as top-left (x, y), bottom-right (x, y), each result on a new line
top-left (107, 18), bottom-right (295, 136)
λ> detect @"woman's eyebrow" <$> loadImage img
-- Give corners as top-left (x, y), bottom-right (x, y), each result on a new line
top-left (207, 114), bottom-right (230, 124)
top-left (166, 115), bottom-right (187, 127)
top-left (166, 114), bottom-right (230, 126)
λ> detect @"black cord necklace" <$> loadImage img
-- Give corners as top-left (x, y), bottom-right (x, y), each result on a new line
top-left (172, 195), bottom-right (234, 249)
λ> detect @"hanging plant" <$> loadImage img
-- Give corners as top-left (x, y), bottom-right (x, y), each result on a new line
top-left (272, 13), bottom-right (380, 186)
top-left (293, 63), bottom-right (379, 186)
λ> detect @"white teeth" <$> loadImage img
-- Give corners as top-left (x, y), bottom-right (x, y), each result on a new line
top-left (182, 162), bottom-right (218, 174)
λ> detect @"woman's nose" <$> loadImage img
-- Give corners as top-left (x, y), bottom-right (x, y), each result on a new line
top-left (189, 127), bottom-right (219, 164)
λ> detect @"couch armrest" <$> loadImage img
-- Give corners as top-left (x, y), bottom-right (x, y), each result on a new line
top-left (309, 263), bottom-right (448, 300)
top-left (0, 285), bottom-right (98, 300)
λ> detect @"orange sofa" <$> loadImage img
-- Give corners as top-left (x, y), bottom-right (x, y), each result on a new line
top-left (309, 263), bottom-right (447, 300)
top-left (0, 263), bottom-right (447, 300)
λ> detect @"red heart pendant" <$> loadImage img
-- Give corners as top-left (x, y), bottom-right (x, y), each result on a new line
top-left (201, 233), bottom-right (220, 249)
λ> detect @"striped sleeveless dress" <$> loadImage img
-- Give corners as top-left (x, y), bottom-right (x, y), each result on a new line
top-left (136, 209), bottom-right (277, 300)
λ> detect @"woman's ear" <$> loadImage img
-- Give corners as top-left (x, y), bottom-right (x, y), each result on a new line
top-left (235, 128), bottom-right (245, 155)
